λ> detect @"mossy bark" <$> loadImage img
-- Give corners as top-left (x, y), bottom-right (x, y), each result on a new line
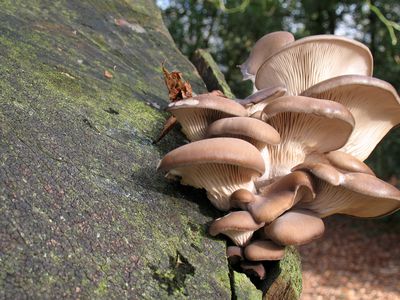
top-left (0, 0), bottom-right (301, 299)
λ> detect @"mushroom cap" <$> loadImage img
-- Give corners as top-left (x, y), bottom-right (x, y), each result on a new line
top-left (237, 86), bottom-right (287, 115)
top-left (158, 137), bottom-right (265, 174)
top-left (226, 246), bottom-right (244, 265)
top-left (209, 211), bottom-right (265, 246)
top-left (167, 93), bottom-right (247, 141)
top-left (240, 31), bottom-right (295, 80)
top-left (206, 117), bottom-right (280, 147)
top-left (230, 188), bottom-right (257, 210)
top-left (255, 35), bottom-right (373, 95)
top-left (244, 240), bottom-right (285, 261)
top-left (295, 164), bottom-right (400, 218)
top-left (249, 171), bottom-right (315, 223)
top-left (325, 151), bottom-right (374, 175)
top-left (262, 95), bottom-right (355, 153)
top-left (157, 138), bottom-right (265, 210)
top-left (240, 262), bottom-right (266, 279)
top-left (260, 96), bottom-right (354, 178)
top-left (264, 209), bottom-right (325, 246)
top-left (301, 75), bottom-right (400, 160)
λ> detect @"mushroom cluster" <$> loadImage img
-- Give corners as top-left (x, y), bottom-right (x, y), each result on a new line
top-left (157, 32), bottom-right (400, 281)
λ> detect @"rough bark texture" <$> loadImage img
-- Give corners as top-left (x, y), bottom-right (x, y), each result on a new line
top-left (0, 1), bottom-right (301, 299)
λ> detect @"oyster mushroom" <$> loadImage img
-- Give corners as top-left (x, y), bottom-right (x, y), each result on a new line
top-left (302, 75), bottom-right (400, 160)
top-left (263, 209), bottom-right (325, 246)
top-left (206, 116), bottom-right (280, 174)
top-left (244, 240), bottom-right (285, 261)
top-left (157, 138), bottom-right (265, 211)
top-left (240, 262), bottom-right (266, 279)
top-left (226, 246), bottom-right (244, 265)
top-left (293, 161), bottom-right (400, 218)
top-left (239, 31), bottom-right (295, 82)
top-left (236, 86), bottom-right (287, 115)
top-left (167, 93), bottom-right (247, 141)
top-left (209, 211), bottom-right (264, 246)
top-left (260, 95), bottom-right (355, 180)
top-left (255, 35), bottom-right (373, 95)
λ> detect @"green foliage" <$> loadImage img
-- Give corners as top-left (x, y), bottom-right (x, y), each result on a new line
top-left (160, 0), bottom-right (400, 180)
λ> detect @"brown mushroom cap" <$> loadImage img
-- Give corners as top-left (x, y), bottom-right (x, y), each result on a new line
top-left (240, 262), bottom-right (266, 279)
top-left (301, 75), bottom-right (400, 160)
top-left (295, 165), bottom-right (400, 218)
top-left (209, 211), bottom-right (265, 246)
top-left (325, 151), bottom-right (374, 175)
top-left (157, 138), bottom-right (265, 211)
top-left (230, 189), bottom-right (257, 210)
top-left (255, 35), bottom-right (373, 95)
top-left (237, 86), bottom-right (287, 115)
top-left (244, 240), bottom-right (285, 261)
top-left (249, 171), bottom-right (315, 223)
top-left (260, 96), bottom-right (354, 179)
top-left (167, 93), bottom-right (247, 141)
top-left (239, 31), bottom-right (295, 80)
top-left (226, 246), bottom-right (244, 265)
top-left (206, 117), bottom-right (281, 147)
top-left (264, 209), bottom-right (325, 246)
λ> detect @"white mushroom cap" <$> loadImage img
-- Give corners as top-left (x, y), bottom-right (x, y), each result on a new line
top-left (302, 75), bottom-right (400, 160)
top-left (239, 31), bottom-right (295, 81)
top-left (157, 138), bottom-right (265, 211)
top-left (294, 161), bottom-right (400, 218)
top-left (167, 93), bottom-right (247, 141)
top-left (255, 35), bottom-right (373, 95)
top-left (259, 95), bottom-right (355, 180)
top-left (209, 211), bottom-right (264, 246)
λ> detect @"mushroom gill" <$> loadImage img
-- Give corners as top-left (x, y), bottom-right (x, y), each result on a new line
top-left (157, 138), bottom-right (265, 211)
top-left (302, 75), bottom-right (400, 160)
top-left (255, 35), bottom-right (373, 95)
top-left (260, 95), bottom-right (354, 180)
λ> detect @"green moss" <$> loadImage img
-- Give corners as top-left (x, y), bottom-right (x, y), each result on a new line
top-left (234, 271), bottom-right (262, 300)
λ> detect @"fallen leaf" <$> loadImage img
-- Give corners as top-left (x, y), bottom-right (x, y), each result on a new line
top-left (104, 70), bottom-right (113, 79)
top-left (153, 64), bottom-right (193, 143)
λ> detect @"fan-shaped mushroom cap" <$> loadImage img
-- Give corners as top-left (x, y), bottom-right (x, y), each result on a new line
top-left (230, 189), bottom-right (257, 210)
top-left (294, 162), bottom-right (400, 218)
top-left (255, 35), bottom-right (373, 95)
top-left (206, 117), bottom-right (280, 147)
top-left (239, 31), bottom-right (295, 81)
top-left (237, 86), bottom-right (287, 115)
top-left (263, 209), bottom-right (325, 246)
top-left (248, 171), bottom-right (315, 223)
top-left (302, 75), bottom-right (400, 160)
top-left (209, 211), bottom-right (265, 246)
top-left (157, 138), bottom-right (265, 211)
top-left (244, 240), bottom-right (285, 261)
top-left (167, 94), bottom-right (247, 141)
top-left (260, 96), bottom-right (354, 179)
top-left (325, 151), bottom-right (374, 175)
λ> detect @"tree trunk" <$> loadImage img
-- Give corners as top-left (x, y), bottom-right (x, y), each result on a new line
top-left (0, 0), bottom-right (301, 298)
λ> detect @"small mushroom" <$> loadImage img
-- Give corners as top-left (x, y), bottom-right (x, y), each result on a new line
top-left (236, 86), bottom-right (287, 115)
top-left (244, 240), bottom-right (285, 261)
top-left (239, 31), bottom-right (295, 81)
top-left (240, 262), bottom-right (266, 280)
top-left (167, 93), bottom-right (247, 141)
top-left (260, 95), bottom-right (354, 179)
top-left (263, 209), bottom-right (325, 246)
top-left (255, 35), bottom-right (373, 95)
top-left (226, 246), bottom-right (244, 265)
top-left (157, 138), bottom-right (265, 211)
top-left (209, 211), bottom-right (265, 246)
top-left (302, 75), bottom-right (400, 160)
top-left (294, 161), bottom-right (400, 218)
